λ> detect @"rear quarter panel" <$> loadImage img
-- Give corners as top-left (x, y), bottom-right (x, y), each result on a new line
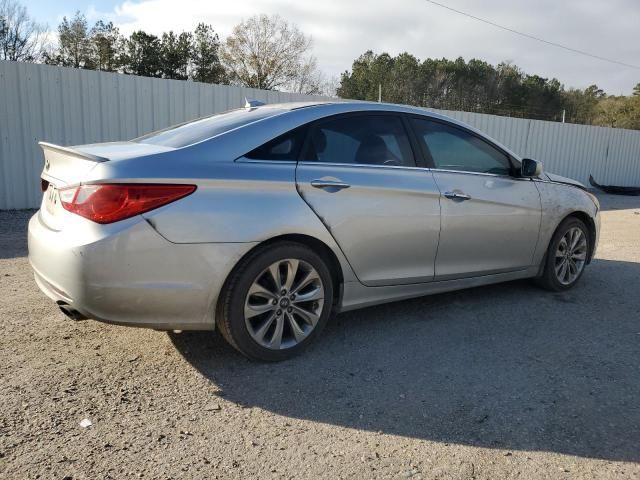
top-left (139, 160), bottom-right (358, 284)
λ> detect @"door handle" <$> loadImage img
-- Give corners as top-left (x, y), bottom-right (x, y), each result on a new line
top-left (444, 191), bottom-right (471, 201)
top-left (311, 179), bottom-right (351, 190)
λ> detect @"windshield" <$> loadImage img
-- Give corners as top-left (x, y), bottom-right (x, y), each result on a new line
top-left (134, 107), bottom-right (282, 148)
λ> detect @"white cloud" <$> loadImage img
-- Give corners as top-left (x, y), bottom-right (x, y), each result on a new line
top-left (96, 0), bottom-right (639, 93)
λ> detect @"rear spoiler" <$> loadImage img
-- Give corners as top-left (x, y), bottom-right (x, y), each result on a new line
top-left (39, 142), bottom-right (108, 163)
top-left (38, 142), bottom-right (108, 186)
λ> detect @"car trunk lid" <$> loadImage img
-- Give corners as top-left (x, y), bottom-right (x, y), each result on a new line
top-left (38, 141), bottom-right (174, 230)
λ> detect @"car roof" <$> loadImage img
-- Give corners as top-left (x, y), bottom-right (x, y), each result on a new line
top-left (132, 100), bottom-right (520, 162)
top-left (262, 100), bottom-right (454, 120)
top-left (253, 101), bottom-right (521, 160)
top-left (257, 100), bottom-right (484, 134)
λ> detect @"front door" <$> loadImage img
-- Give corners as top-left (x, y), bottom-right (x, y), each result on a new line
top-left (409, 117), bottom-right (541, 280)
top-left (296, 113), bottom-right (441, 286)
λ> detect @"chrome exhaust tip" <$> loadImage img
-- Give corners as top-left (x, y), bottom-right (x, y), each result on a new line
top-left (57, 303), bottom-right (88, 321)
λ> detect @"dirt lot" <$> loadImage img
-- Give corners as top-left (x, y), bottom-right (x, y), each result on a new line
top-left (1, 192), bottom-right (639, 479)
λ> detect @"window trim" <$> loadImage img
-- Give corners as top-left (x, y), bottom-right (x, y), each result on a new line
top-left (404, 113), bottom-right (519, 177)
top-left (237, 110), bottom-right (522, 177)
top-left (298, 111), bottom-right (419, 168)
top-left (400, 114), bottom-right (431, 169)
top-left (295, 160), bottom-right (429, 172)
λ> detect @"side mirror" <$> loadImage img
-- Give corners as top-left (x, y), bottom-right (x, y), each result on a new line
top-left (521, 158), bottom-right (543, 177)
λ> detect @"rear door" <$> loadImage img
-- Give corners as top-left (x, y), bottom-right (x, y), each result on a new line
top-left (409, 117), bottom-right (541, 280)
top-left (295, 113), bottom-right (441, 286)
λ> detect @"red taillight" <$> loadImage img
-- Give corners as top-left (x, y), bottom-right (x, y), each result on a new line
top-left (59, 183), bottom-right (196, 224)
top-left (41, 179), bottom-right (49, 192)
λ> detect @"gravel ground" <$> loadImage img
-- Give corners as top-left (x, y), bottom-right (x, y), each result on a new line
top-left (1, 193), bottom-right (639, 480)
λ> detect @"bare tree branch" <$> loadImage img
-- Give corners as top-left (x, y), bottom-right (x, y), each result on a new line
top-left (221, 14), bottom-right (322, 93)
top-left (0, 0), bottom-right (46, 61)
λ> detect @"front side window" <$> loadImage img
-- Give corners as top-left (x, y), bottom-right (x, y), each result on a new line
top-left (411, 119), bottom-right (511, 175)
top-left (305, 115), bottom-right (415, 167)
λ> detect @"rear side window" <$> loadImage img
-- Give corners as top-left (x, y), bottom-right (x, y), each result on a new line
top-left (245, 127), bottom-right (307, 161)
top-left (411, 119), bottom-right (511, 175)
top-left (135, 108), bottom-right (280, 148)
top-left (304, 114), bottom-right (415, 167)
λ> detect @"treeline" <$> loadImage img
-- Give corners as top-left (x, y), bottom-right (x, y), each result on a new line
top-left (43, 15), bottom-right (226, 84)
top-left (40, 12), bottom-right (326, 94)
top-left (0, 1), bottom-right (326, 94)
top-left (337, 51), bottom-right (640, 129)
top-left (2, 1), bottom-right (639, 129)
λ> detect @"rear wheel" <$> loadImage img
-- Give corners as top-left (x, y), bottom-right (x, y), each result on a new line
top-left (537, 217), bottom-right (590, 291)
top-left (217, 242), bottom-right (334, 361)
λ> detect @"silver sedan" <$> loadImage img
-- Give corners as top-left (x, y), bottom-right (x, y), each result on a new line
top-left (28, 102), bottom-right (600, 361)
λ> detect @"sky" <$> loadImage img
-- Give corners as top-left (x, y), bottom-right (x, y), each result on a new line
top-left (26, 0), bottom-right (640, 95)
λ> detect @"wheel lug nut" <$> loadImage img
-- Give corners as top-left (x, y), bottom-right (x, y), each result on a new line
top-left (272, 299), bottom-right (278, 305)
top-left (290, 294), bottom-right (296, 300)
top-left (280, 289), bottom-right (287, 295)
top-left (276, 310), bottom-right (282, 316)
top-left (287, 307), bottom-right (292, 313)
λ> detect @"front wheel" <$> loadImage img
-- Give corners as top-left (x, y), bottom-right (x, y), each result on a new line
top-left (536, 217), bottom-right (590, 291)
top-left (217, 242), bottom-right (334, 362)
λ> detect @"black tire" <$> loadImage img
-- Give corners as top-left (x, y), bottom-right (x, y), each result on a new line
top-left (536, 217), bottom-right (590, 292)
top-left (216, 241), bottom-right (334, 362)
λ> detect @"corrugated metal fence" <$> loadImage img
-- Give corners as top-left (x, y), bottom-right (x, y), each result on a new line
top-left (0, 61), bottom-right (330, 209)
top-left (1, 60), bottom-right (639, 209)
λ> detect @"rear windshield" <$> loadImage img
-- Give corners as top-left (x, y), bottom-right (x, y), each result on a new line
top-left (134, 108), bottom-right (281, 148)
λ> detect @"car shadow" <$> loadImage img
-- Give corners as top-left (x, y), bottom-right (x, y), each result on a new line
top-left (170, 258), bottom-right (640, 463)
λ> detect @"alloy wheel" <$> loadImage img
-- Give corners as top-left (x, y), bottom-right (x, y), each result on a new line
top-left (244, 259), bottom-right (325, 350)
top-left (554, 227), bottom-right (588, 285)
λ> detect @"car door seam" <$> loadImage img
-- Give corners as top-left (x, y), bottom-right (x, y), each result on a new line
top-left (294, 162), bottom-right (367, 286)
top-left (431, 170), bottom-right (444, 279)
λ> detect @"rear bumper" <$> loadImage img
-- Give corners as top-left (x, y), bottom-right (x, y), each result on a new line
top-left (28, 211), bottom-right (256, 330)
